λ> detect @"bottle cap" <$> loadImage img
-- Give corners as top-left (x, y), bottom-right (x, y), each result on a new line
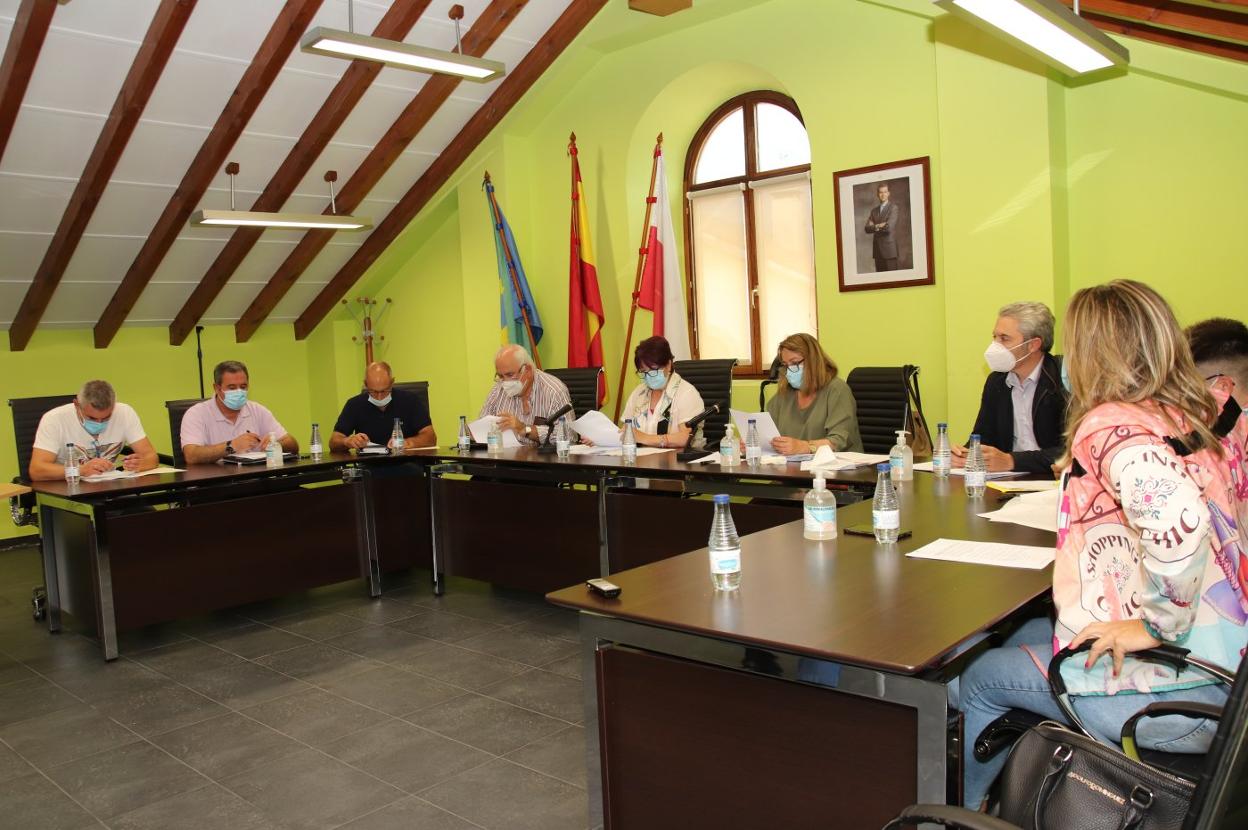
top-left (895, 430), bottom-right (908, 440)
top-left (877, 462), bottom-right (890, 473)
top-left (970, 433), bottom-right (980, 440)
top-left (713, 493), bottom-right (730, 505)
top-left (938, 422), bottom-right (947, 428)
top-left (748, 419), bottom-right (756, 424)
top-left (812, 475), bottom-right (826, 490)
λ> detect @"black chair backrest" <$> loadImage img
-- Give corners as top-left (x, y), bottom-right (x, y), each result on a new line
top-left (9, 394), bottom-right (76, 483)
top-left (166, 399), bottom-right (205, 467)
top-left (673, 358), bottom-right (736, 445)
top-left (1185, 652), bottom-right (1248, 829)
top-left (392, 381), bottom-right (430, 415)
top-left (545, 367), bottom-right (602, 419)
top-left (845, 366), bottom-right (910, 454)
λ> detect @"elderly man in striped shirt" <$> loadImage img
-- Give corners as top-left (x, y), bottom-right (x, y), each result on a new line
top-left (480, 344), bottom-right (575, 445)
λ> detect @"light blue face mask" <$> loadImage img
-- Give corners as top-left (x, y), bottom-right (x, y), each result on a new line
top-left (1060, 360), bottom-right (1071, 393)
top-left (642, 369), bottom-right (667, 391)
top-left (222, 389), bottom-right (248, 411)
top-left (786, 364), bottom-right (804, 389)
top-left (369, 394), bottom-right (392, 408)
top-left (82, 418), bottom-right (109, 436)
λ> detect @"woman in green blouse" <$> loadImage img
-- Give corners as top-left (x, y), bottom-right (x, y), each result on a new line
top-left (767, 333), bottom-right (864, 454)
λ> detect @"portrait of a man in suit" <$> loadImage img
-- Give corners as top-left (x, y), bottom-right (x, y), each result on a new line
top-left (865, 182), bottom-right (901, 271)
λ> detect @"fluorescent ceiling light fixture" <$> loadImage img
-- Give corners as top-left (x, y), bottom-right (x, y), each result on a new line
top-left (934, 0), bottom-right (1128, 76)
top-left (301, 26), bottom-right (505, 81)
top-left (190, 209), bottom-right (371, 230)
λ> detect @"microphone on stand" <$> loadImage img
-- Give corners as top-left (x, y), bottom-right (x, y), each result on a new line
top-left (677, 403), bottom-right (721, 462)
top-left (535, 403), bottom-right (574, 454)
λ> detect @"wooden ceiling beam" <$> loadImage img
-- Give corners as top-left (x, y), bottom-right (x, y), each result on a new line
top-left (8, 0), bottom-right (197, 351)
top-left (1082, 8), bottom-right (1248, 59)
top-left (292, 0), bottom-right (610, 341)
top-left (233, 0), bottom-right (527, 343)
top-left (0, 0), bottom-right (58, 166)
top-left (1069, 0), bottom-right (1248, 45)
top-left (166, 0), bottom-right (432, 347)
top-left (91, 0), bottom-right (323, 349)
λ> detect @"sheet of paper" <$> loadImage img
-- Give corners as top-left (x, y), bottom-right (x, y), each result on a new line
top-left (468, 416), bottom-right (521, 448)
top-left (83, 466), bottom-right (184, 482)
top-left (593, 447), bottom-right (673, 458)
top-left (686, 453), bottom-right (721, 464)
top-left (730, 410), bottom-right (781, 447)
top-left (570, 410), bottom-right (621, 448)
top-left (977, 489), bottom-right (1060, 533)
top-left (231, 451), bottom-right (267, 461)
top-left (800, 446), bottom-right (890, 472)
top-left (358, 446), bottom-right (390, 455)
top-left (914, 461), bottom-right (1024, 480)
top-left (987, 480), bottom-right (1059, 493)
top-left (906, 537), bottom-right (1055, 570)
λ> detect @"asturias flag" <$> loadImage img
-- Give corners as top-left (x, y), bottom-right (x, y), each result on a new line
top-left (636, 145), bottom-right (691, 360)
top-left (567, 136), bottom-right (607, 406)
top-left (486, 176), bottom-right (542, 350)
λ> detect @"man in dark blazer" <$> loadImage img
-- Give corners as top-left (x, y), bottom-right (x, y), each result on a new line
top-left (864, 182), bottom-right (901, 271)
top-left (954, 302), bottom-right (1068, 475)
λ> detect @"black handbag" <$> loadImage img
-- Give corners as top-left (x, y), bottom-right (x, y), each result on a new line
top-left (993, 643), bottom-right (1235, 830)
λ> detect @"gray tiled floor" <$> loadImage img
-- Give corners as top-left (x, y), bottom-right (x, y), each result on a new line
top-left (0, 542), bottom-right (590, 829)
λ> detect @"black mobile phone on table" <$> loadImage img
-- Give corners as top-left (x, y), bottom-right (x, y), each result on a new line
top-left (844, 523), bottom-right (912, 539)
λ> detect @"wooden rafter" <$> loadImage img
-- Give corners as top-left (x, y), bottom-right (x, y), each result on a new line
top-left (292, 0), bottom-right (610, 340)
top-left (1069, 0), bottom-right (1248, 45)
top-left (8, 0), bottom-right (197, 351)
top-left (165, 0), bottom-right (432, 346)
top-left (0, 0), bottom-right (57, 166)
top-left (91, 0), bottom-right (323, 348)
top-left (234, 0), bottom-right (527, 343)
top-left (1082, 8), bottom-right (1248, 58)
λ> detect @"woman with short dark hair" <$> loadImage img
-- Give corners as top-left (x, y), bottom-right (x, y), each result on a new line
top-left (618, 336), bottom-right (705, 449)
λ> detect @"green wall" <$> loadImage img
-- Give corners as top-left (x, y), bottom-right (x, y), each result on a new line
top-left (4, 0), bottom-right (1247, 541)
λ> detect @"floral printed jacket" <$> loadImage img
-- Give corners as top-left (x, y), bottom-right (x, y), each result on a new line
top-left (1052, 392), bottom-right (1248, 696)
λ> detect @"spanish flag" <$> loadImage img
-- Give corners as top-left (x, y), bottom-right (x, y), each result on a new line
top-left (567, 134), bottom-right (607, 405)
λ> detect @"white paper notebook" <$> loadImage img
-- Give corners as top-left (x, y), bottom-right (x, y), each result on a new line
top-left (905, 538), bottom-right (1055, 570)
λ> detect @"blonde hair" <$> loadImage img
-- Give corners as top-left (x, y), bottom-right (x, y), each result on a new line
top-left (775, 333), bottom-right (838, 396)
top-left (1063, 279), bottom-right (1221, 463)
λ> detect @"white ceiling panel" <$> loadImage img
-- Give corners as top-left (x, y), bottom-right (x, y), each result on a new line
top-left (127, 280), bottom-right (199, 323)
top-left (171, 0), bottom-right (285, 65)
top-left (0, 174), bottom-right (73, 233)
top-left (269, 279), bottom-right (334, 320)
top-left (334, 81), bottom-right (427, 147)
top-left (108, 120), bottom-right (208, 184)
top-left (369, 151), bottom-right (434, 203)
top-left (0, 233), bottom-right (51, 279)
top-left (141, 49), bottom-right (252, 128)
top-left (41, 279), bottom-right (116, 324)
top-left (21, 27), bottom-right (137, 115)
top-left (149, 238), bottom-right (232, 286)
top-left (60, 236), bottom-right (146, 285)
top-left (0, 282), bottom-right (32, 327)
top-left (1, 107), bottom-right (103, 179)
top-left (407, 96), bottom-right (481, 155)
top-left (230, 61), bottom-right (344, 138)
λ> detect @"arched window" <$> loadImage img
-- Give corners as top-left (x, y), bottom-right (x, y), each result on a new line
top-left (684, 91), bottom-right (816, 377)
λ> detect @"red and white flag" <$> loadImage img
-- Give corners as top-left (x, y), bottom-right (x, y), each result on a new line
top-left (636, 146), bottom-right (691, 360)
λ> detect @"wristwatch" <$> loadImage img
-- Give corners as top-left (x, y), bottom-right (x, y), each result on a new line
top-left (224, 440), bottom-right (234, 456)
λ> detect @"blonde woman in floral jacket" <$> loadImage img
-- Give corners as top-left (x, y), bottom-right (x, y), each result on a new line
top-left (955, 280), bottom-right (1248, 809)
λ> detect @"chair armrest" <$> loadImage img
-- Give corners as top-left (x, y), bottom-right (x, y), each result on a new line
top-left (157, 453), bottom-right (175, 466)
top-left (882, 804), bottom-right (1022, 830)
top-left (1120, 700), bottom-right (1223, 761)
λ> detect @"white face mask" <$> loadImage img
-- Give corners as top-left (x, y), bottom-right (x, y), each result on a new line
top-left (984, 340), bottom-right (1030, 373)
top-left (502, 379), bottom-right (524, 398)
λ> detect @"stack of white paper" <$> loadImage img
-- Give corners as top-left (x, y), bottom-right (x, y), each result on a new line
top-left (468, 416), bottom-right (521, 448)
top-left (570, 410), bottom-right (621, 448)
top-left (799, 446), bottom-right (889, 472)
top-left (729, 410), bottom-right (781, 448)
top-left (83, 466), bottom-right (183, 482)
top-left (905, 538), bottom-right (1055, 570)
top-left (977, 489), bottom-right (1060, 533)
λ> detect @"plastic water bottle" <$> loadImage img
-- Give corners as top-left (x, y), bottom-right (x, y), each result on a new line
top-left (487, 421), bottom-right (503, 455)
top-left (457, 416), bottom-right (472, 453)
top-left (872, 463), bottom-right (900, 543)
top-left (389, 418), bottom-right (404, 455)
top-left (621, 419), bottom-right (638, 464)
top-left (309, 423), bottom-right (322, 461)
top-left (965, 433), bottom-right (987, 498)
top-left (265, 432), bottom-right (282, 468)
top-left (803, 475), bottom-right (837, 540)
top-left (719, 422), bottom-right (739, 466)
top-left (932, 422), bottom-right (951, 478)
top-left (889, 430), bottom-right (913, 482)
top-left (708, 493), bottom-right (741, 591)
top-left (64, 443), bottom-right (80, 484)
top-left (745, 419), bottom-right (761, 467)
top-left (555, 417), bottom-right (570, 459)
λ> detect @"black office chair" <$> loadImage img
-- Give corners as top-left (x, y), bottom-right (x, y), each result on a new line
top-left (165, 399), bottom-right (204, 468)
top-left (759, 356), bottom-right (783, 411)
top-left (8, 394), bottom-right (76, 525)
top-left (673, 358), bottom-right (737, 445)
top-left (845, 366), bottom-right (917, 454)
top-left (545, 367), bottom-right (603, 418)
top-left (392, 380), bottom-right (430, 414)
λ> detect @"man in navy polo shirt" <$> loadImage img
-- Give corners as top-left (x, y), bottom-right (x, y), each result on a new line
top-left (330, 362), bottom-right (436, 451)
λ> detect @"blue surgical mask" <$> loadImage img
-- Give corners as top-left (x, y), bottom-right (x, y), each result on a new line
top-left (1060, 359), bottom-right (1071, 393)
top-left (369, 394), bottom-right (392, 408)
top-left (222, 389), bottom-right (248, 410)
top-left (643, 369), bottom-right (667, 391)
top-left (786, 364), bottom-right (804, 389)
top-left (82, 418), bottom-right (108, 436)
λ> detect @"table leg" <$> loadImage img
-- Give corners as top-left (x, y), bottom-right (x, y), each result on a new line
top-left (351, 468), bottom-right (382, 598)
top-left (580, 615), bottom-right (604, 829)
top-left (429, 469), bottom-right (444, 596)
top-left (87, 515), bottom-right (119, 661)
top-left (37, 503), bottom-right (63, 633)
top-left (596, 475), bottom-right (611, 577)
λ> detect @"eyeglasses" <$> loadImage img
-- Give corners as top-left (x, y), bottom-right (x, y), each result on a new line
top-left (494, 366), bottom-right (527, 382)
top-left (366, 386), bottom-right (394, 399)
top-left (784, 359), bottom-right (804, 370)
top-left (635, 368), bottom-right (665, 381)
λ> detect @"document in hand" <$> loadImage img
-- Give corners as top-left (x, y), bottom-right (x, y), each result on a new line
top-left (468, 416), bottom-right (521, 448)
top-left (570, 410), bottom-right (621, 448)
top-left (905, 538), bottom-right (1055, 570)
top-left (729, 409), bottom-right (781, 448)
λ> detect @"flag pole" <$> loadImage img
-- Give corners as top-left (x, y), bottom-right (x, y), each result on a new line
top-left (484, 171), bottom-right (542, 369)
top-left (612, 133), bottom-right (663, 422)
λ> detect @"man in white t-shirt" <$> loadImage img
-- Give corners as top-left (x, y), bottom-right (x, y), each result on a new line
top-left (29, 380), bottom-right (158, 481)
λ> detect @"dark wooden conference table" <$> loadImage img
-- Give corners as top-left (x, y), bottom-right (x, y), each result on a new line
top-left (548, 475), bottom-right (1056, 830)
top-left (27, 445), bottom-right (876, 659)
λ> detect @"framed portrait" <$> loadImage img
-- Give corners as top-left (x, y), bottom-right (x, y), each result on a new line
top-left (833, 156), bottom-right (934, 292)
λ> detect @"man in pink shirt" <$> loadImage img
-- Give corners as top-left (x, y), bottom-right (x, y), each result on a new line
top-left (180, 360), bottom-right (297, 464)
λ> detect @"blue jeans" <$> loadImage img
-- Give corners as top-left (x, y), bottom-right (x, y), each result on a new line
top-left (951, 617), bottom-right (1228, 808)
